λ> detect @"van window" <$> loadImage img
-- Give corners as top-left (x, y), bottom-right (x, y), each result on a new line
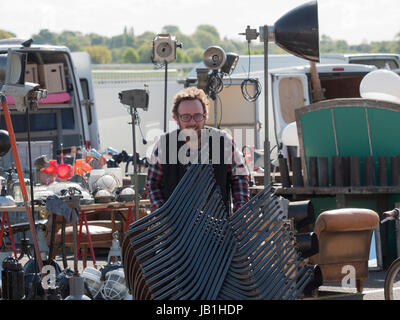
top-left (349, 59), bottom-right (399, 70)
top-left (0, 109), bottom-right (75, 133)
top-left (80, 78), bottom-right (92, 125)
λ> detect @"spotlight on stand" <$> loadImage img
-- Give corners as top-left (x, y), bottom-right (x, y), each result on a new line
top-left (152, 34), bottom-right (181, 63)
top-left (0, 47), bottom-right (49, 274)
top-left (203, 46), bottom-right (226, 70)
top-left (267, 1), bottom-right (319, 62)
top-left (152, 34), bottom-right (182, 133)
top-left (197, 46), bottom-right (239, 128)
top-left (240, 0), bottom-right (320, 186)
top-left (118, 87), bottom-right (149, 222)
top-left (0, 49), bottom-right (47, 112)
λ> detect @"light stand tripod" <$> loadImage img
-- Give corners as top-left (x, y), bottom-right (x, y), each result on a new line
top-left (163, 61), bottom-right (168, 133)
top-left (119, 88), bottom-right (149, 223)
top-left (129, 106), bottom-right (140, 222)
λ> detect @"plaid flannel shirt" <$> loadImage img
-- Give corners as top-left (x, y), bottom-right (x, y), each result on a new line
top-left (146, 129), bottom-right (250, 213)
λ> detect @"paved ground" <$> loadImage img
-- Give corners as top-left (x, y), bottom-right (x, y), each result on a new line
top-left (304, 270), bottom-right (387, 300)
top-left (15, 248), bottom-right (390, 300)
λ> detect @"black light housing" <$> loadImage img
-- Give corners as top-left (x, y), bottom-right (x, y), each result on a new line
top-left (221, 53), bottom-right (239, 74)
top-left (273, 0), bottom-right (320, 62)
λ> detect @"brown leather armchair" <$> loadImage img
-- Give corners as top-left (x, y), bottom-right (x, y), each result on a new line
top-left (309, 208), bottom-right (379, 293)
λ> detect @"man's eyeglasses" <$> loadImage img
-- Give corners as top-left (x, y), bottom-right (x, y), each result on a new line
top-left (178, 113), bottom-right (206, 122)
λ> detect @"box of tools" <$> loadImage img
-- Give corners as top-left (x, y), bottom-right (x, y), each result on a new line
top-left (38, 63), bottom-right (66, 93)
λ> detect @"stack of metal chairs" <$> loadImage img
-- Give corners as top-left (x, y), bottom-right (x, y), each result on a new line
top-left (122, 164), bottom-right (320, 300)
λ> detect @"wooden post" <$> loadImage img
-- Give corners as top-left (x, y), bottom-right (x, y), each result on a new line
top-left (292, 157), bottom-right (304, 187)
top-left (391, 156), bottom-right (400, 186)
top-left (334, 156), bottom-right (344, 187)
top-left (378, 156), bottom-right (388, 186)
top-left (308, 157), bottom-right (318, 187)
top-left (279, 157), bottom-right (291, 188)
top-left (364, 156), bottom-right (376, 186)
top-left (318, 157), bottom-right (329, 187)
top-left (350, 156), bottom-right (361, 187)
top-left (309, 61), bottom-right (325, 102)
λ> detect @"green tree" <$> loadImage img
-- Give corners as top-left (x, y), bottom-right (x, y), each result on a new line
top-left (89, 33), bottom-right (107, 46)
top-left (0, 29), bottom-right (16, 39)
top-left (83, 45), bottom-right (112, 64)
top-left (111, 47), bottom-right (126, 63)
top-left (123, 47), bottom-right (139, 63)
top-left (196, 25), bottom-right (220, 40)
top-left (185, 48), bottom-right (204, 62)
top-left (137, 31), bottom-right (157, 41)
top-left (32, 29), bottom-right (58, 45)
top-left (137, 43), bottom-right (153, 63)
top-left (161, 25), bottom-right (180, 34)
top-left (176, 50), bottom-right (191, 63)
top-left (175, 33), bottom-right (197, 49)
top-left (193, 30), bottom-right (216, 49)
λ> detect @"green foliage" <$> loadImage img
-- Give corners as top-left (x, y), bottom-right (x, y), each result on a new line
top-left (176, 50), bottom-right (191, 63)
top-left (0, 29), bottom-right (16, 39)
top-left (32, 29), bottom-right (58, 45)
top-left (123, 47), bottom-right (139, 63)
top-left (193, 30), bottom-right (217, 49)
top-left (83, 45), bottom-right (112, 64)
top-left (185, 48), bottom-right (204, 62)
top-left (25, 26), bottom-right (400, 64)
top-left (196, 25), bottom-right (220, 40)
top-left (137, 43), bottom-right (153, 63)
top-left (161, 25), bottom-right (180, 34)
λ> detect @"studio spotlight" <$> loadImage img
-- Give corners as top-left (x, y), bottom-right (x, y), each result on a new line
top-left (203, 46), bottom-right (226, 70)
top-left (221, 53), bottom-right (239, 75)
top-left (152, 34), bottom-right (181, 63)
top-left (240, 0), bottom-right (320, 186)
top-left (267, 0), bottom-right (320, 62)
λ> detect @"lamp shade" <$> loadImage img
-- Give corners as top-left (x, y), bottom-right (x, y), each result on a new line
top-left (274, 1), bottom-right (320, 62)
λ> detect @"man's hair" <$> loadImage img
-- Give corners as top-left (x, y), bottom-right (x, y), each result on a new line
top-left (171, 87), bottom-right (210, 117)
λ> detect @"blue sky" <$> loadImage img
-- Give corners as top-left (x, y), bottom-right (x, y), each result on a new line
top-left (1, 0), bottom-right (399, 44)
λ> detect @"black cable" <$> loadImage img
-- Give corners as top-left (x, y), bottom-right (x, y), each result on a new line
top-left (217, 94), bottom-right (223, 129)
top-left (241, 41), bottom-right (261, 102)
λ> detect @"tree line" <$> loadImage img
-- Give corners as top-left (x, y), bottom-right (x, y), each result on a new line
top-left (0, 27), bottom-right (400, 64)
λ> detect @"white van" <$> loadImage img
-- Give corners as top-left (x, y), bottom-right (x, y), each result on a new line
top-left (320, 53), bottom-right (400, 70)
top-left (0, 38), bottom-right (100, 169)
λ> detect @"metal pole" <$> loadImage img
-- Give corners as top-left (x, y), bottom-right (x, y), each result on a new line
top-left (163, 61), bottom-right (168, 133)
top-left (131, 107), bottom-right (139, 221)
top-left (263, 25), bottom-right (271, 186)
top-left (72, 208), bottom-right (78, 273)
top-left (26, 106), bottom-right (39, 271)
top-left (214, 98), bottom-right (218, 128)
